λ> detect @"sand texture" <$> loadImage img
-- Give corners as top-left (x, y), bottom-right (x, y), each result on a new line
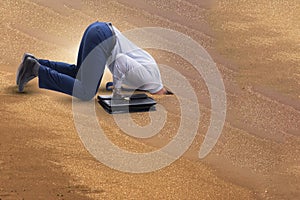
top-left (0, 0), bottom-right (299, 199)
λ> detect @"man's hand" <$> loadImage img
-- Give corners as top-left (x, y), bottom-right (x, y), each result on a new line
top-left (153, 88), bottom-right (167, 95)
top-left (152, 88), bottom-right (173, 95)
top-left (112, 88), bottom-right (124, 99)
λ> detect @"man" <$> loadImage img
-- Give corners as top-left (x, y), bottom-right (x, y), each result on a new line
top-left (16, 21), bottom-right (169, 100)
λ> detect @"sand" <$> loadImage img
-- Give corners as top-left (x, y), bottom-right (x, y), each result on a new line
top-left (0, 0), bottom-right (299, 199)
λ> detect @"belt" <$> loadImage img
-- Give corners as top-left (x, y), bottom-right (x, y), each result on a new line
top-left (107, 22), bottom-right (115, 36)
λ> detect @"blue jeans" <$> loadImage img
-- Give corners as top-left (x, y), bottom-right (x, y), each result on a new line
top-left (38, 22), bottom-right (115, 100)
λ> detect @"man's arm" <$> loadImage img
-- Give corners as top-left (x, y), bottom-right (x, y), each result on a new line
top-left (111, 54), bottom-right (132, 98)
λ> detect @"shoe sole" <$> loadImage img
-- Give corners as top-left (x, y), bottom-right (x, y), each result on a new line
top-left (18, 57), bottom-right (36, 92)
top-left (16, 53), bottom-right (35, 85)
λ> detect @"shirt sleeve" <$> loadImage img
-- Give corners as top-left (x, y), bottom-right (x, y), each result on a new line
top-left (112, 54), bottom-right (135, 89)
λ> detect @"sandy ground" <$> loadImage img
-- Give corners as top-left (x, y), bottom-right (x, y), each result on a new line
top-left (0, 0), bottom-right (299, 199)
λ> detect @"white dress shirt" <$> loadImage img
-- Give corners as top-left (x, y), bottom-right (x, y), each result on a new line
top-left (107, 26), bottom-right (163, 94)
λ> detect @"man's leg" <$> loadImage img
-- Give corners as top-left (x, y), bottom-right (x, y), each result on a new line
top-left (38, 59), bottom-right (79, 78)
top-left (73, 22), bottom-right (114, 100)
top-left (38, 66), bottom-right (75, 95)
top-left (38, 22), bottom-right (113, 100)
top-left (38, 46), bottom-right (107, 99)
top-left (36, 22), bottom-right (95, 79)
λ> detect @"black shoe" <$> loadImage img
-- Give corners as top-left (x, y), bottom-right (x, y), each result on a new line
top-left (16, 53), bottom-right (36, 85)
top-left (18, 57), bottom-right (39, 92)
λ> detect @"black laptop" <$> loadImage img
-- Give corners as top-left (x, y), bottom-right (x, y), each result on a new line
top-left (97, 93), bottom-right (157, 114)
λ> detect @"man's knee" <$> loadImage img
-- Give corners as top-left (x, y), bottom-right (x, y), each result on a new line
top-left (77, 94), bottom-right (95, 101)
top-left (73, 85), bottom-right (97, 101)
